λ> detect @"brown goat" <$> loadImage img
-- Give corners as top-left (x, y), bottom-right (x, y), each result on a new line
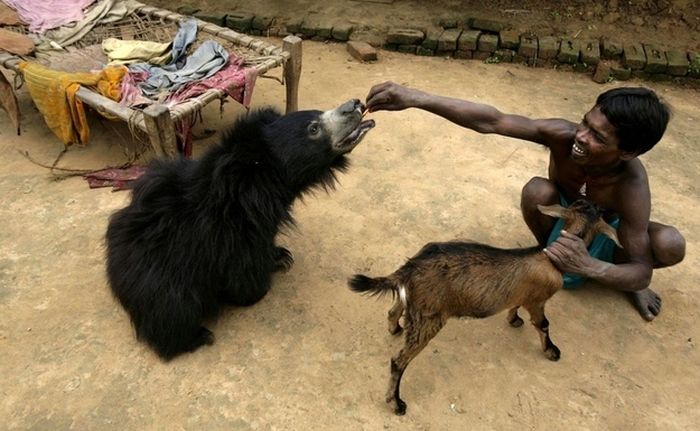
top-left (349, 199), bottom-right (620, 415)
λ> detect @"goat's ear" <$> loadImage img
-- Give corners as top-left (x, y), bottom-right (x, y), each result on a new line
top-left (537, 204), bottom-right (568, 219)
top-left (594, 220), bottom-right (622, 248)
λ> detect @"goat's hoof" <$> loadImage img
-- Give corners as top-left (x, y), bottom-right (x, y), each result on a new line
top-left (508, 316), bottom-right (524, 328)
top-left (394, 399), bottom-right (407, 416)
top-left (389, 325), bottom-right (403, 336)
top-left (545, 345), bottom-right (561, 361)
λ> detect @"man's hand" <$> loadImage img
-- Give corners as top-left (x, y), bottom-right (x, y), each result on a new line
top-left (543, 230), bottom-right (611, 277)
top-left (365, 81), bottom-right (423, 113)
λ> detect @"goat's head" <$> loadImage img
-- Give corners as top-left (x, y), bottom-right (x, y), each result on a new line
top-left (537, 199), bottom-right (621, 247)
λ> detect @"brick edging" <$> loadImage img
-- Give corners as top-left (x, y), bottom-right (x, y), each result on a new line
top-left (180, 6), bottom-right (700, 83)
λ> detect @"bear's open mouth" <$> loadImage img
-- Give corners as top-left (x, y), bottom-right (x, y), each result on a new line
top-left (338, 119), bottom-right (376, 152)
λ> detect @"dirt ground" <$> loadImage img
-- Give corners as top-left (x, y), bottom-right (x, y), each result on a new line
top-left (2, 1), bottom-right (700, 430)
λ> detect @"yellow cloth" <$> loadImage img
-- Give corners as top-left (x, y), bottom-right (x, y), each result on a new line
top-left (102, 38), bottom-right (172, 65)
top-left (18, 61), bottom-right (127, 146)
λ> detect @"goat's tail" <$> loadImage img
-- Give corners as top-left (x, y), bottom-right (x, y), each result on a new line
top-left (348, 274), bottom-right (398, 298)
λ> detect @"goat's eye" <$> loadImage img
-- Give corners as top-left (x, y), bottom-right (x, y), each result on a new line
top-left (308, 122), bottom-right (320, 135)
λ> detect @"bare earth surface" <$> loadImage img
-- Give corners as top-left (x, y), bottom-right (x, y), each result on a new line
top-left (2, 1), bottom-right (700, 430)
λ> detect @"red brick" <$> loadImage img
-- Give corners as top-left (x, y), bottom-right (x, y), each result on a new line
top-left (346, 41), bottom-right (378, 61)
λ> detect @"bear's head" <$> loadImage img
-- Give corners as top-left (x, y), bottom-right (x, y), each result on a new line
top-left (219, 99), bottom-right (374, 193)
top-left (266, 99), bottom-right (374, 187)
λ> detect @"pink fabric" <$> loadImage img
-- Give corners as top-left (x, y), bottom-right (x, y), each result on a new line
top-left (166, 56), bottom-right (258, 108)
top-left (119, 70), bottom-right (151, 107)
top-left (83, 165), bottom-right (147, 191)
top-left (2, 0), bottom-right (95, 34)
top-left (166, 56), bottom-right (257, 157)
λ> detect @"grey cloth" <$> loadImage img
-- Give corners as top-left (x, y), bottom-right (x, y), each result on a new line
top-left (169, 17), bottom-right (197, 68)
top-left (129, 39), bottom-right (229, 98)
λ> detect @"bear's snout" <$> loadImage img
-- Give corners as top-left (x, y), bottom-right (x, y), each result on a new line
top-left (339, 99), bottom-right (362, 115)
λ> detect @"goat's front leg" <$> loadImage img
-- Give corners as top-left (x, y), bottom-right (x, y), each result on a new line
top-left (507, 306), bottom-right (524, 327)
top-left (387, 313), bottom-right (446, 415)
top-left (523, 302), bottom-right (560, 361)
top-left (387, 297), bottom-right (404, 335)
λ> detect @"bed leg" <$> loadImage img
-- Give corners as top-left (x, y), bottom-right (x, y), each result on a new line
top-left (283, 35), bottom-right (302, 114)
top-left (143, 104), bottom-right (178, 158)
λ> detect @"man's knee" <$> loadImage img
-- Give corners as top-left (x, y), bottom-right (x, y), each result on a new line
top-left (652, 226), bottom-right (686, 268)
top-left (521, 177), bottom-right (558, 209)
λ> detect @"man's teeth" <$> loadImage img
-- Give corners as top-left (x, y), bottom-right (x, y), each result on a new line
top-left (573, 142), bottom-right (585, 155)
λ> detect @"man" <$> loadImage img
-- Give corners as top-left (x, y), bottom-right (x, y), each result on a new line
top-left (365, 82), bottom-right (685, 321)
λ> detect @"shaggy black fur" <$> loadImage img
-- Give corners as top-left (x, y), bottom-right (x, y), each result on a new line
top-left (106, 106), bottom-right (363, 360)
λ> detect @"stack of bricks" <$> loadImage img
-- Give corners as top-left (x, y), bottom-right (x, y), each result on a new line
top-left (176, 5), bottom-right (700, 82)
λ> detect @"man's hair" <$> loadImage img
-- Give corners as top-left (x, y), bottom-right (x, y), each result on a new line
top-left (596, 87), bottom-right (671, 155)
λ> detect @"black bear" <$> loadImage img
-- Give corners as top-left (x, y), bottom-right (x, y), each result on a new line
top-left (106, 99), bottom-right (375, 360)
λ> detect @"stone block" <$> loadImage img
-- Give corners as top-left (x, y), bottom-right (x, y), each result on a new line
top-left (285, 18), bottom-right (303, 34)
top-left (688, 51), bottom-right (700, 78)
top-left (397, 44), bottom-right (418, 54)
top-left (623, 43), bottom-right (646, 70)
top-left (331, 23), bottom-right (353, 41)
top-left (346, 41), bottom-right (378, 62)
top-left (665, 50), bottom-right (688, 76)
top-left (468, 17), bottom-right (509, 32)
top-left (387, 29), bottom-right (425, 45)
top-left (581, 40), bottom-right (601, 65)
top-left (421, 29), bottom-right (442, 51)
top-left (518, 34), bottom-right (538, 58)
top-left (438, 29), bottom-right (462, 52)
top-left (438, 17), bottom-right (459, 29)
top-left (454, 50), bottom-right (473, 59)
top-left (538, 36), bottom-right (560, 60)
top-left (458, 30), bottom-right (480, 51)
top-left (416, 46), bottom-right (435, 56)
top-left (252, 16), bottom-right (273, 30)
top-left (194, 12), bottom-right (226, 27)
top-left (300, 19), bottom-right (319, 37)
top-left (499, 30), bottom-right (520, 50)
top-left (315, 22), bottom-right (333, 39)
top-left (557, 39), bottom-right (580, 64)
top-left (473, 51), bottom-right (492, 60)
top-left (383, 43), bottom-right (398, 51)
top-left (601, 38), bottom-right (623, 59)
top-left (477, 34), bottom-right (498, 53)
top-left (643, 44), bottom-right (667, 74)
top-left (177, 5), bottom-right (200, 15)
top-left (226, 12), bottom-right (254, 32)
top-left (611, 64), bottom-right (632, 80)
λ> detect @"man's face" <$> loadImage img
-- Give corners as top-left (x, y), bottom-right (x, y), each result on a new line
top-left (571, 106), bottom-right (624, 166)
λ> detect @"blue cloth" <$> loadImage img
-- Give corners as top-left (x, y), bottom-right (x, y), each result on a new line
top-left (128, 19), bottom-right (229, 98)
top-left (546, 194), bottom-right (620, 289)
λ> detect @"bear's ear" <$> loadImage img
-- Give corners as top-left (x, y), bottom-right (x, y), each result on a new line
top-left (248, 108), bottom-right (282, 125)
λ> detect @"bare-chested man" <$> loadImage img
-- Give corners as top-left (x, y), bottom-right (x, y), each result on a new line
top-left (365, 82), bottom-right (685, 321)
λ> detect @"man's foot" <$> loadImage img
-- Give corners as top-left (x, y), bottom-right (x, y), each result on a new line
top-left (629, 288), bottom-right (662, 321)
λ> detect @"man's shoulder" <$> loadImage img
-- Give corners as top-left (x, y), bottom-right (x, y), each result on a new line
top-left (535, 118), bottom-right (577, 148)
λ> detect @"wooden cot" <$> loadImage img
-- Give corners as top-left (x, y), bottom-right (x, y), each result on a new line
top-left (0, 1), bottom-right (302, 158)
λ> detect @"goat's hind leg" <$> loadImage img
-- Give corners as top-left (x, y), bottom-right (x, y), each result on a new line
top-left (387, 297), bottom-right (404, 335)
top-left (387, 314), bottom-right (446, 415)
top-left (523, 302), bottom-right (560, 361)
top-left (507, 306), bottom-right (524, 327)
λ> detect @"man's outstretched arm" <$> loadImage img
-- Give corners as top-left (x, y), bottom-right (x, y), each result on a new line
top-left (365, 81), bottom-right (575, 146)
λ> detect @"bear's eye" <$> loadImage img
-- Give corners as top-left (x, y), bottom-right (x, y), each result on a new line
top-left (308, 122), bottom-right (320, 136)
